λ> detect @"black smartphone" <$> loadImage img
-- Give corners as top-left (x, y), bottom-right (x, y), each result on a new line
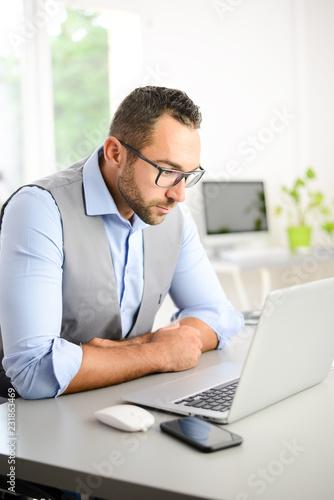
top-left (160, 416), bottom-right (243, 452)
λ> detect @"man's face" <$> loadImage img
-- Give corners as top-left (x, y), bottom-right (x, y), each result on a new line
top-left (118, 114), bottom-right (201, 225)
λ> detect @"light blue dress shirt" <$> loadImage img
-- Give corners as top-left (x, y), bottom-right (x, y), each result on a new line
top-left (0, 146), bottom-right (244, 399)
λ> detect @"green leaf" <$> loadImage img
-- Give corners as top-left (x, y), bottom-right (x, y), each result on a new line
top-left (322, 222), bottom-right (334, 234)
top-left (322, 207), bottom-right (331, 216)
top-left (290, 188), bottom-right (299, 203)
top-left (308, 191), bottom-right (323, 208)
top-left (306, 168), bottom-right (316, 179)
top-left (295, 179), bottom-right (305, 188)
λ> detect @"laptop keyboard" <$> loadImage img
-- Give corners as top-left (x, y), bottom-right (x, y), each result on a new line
top-left (174, 380), bottom-right (239, 412)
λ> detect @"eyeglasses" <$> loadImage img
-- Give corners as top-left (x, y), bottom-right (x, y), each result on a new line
top-left (118, 139), bottom-right (205, 188)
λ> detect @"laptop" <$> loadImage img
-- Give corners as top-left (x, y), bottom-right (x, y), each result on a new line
top-left (123, 277), bottom-right (334, 424)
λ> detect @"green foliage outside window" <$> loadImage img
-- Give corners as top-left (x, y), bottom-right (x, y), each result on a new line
top-left (51, 8), bottom-right (110, 169)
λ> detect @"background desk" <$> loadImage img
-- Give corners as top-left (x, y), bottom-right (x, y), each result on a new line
top-left (210, 246), bottom-right (334, 311)
top-left (1, 327), bottom-right (334, 500)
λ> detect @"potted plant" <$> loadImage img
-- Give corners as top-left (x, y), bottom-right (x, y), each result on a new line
top-left (274, 167), bottom-right (329, 252)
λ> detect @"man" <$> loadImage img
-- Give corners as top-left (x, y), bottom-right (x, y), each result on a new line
top-left (0, 86), bottom-right (243, 399)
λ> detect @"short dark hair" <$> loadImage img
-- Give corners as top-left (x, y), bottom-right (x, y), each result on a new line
top-left (108, 86), bottom-right (202, 159)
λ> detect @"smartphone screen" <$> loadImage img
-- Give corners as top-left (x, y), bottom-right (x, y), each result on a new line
top-left (160, 416), bottom-right (243, 452)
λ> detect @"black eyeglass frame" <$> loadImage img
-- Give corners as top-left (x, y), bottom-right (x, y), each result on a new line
top-left (118, 139), bottom-right (205, 188)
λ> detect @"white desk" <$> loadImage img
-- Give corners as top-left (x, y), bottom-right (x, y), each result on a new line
top-left (211, 246), bottom-right (334, 310)
top-left (1, 327), bottom-right (334, 500)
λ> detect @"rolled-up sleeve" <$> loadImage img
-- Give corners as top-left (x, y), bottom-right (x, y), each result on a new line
top-left (170, 204), bottom-right (244, 349)
top-left (0, 187), bottom-right (82, 399)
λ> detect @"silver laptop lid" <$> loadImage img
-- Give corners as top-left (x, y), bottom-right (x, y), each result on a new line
top-left (228, 277), bottom-right (334, 422)
top-left (123, 277), bottom-right (334, 423)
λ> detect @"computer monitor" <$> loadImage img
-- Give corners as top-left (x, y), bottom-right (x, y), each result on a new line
top-left (201, 180), bottom-right (269, 251)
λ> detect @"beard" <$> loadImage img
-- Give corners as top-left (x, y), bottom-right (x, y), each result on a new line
top-left (118, 163), bottom-right (176, 225)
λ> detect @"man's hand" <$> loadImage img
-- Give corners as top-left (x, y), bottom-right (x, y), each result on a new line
top-left (150, 322), bottom-right (203, 372)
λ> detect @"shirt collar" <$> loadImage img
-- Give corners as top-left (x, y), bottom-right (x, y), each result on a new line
top-left (82, 145), bottom-right (148, 230)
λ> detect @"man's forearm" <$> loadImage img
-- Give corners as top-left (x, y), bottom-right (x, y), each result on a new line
top-left (179, 317), bottom-right (218, 351)
top-left (122, 331), bottom-right (155, 344)
top-left (89, 331), bottom-right (154, 349)
top-left (63, 341), bottom-right (161, 394)
top-left (62, 323), bottom-right (203, 395)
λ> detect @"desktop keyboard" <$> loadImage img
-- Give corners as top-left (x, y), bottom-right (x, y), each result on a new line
top-left (174, 380), bottom-right (239, 412)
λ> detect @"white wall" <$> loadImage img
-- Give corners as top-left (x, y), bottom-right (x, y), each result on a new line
top-left (142, 0), bottom-right (334, 245)
top-left (67, 0), bottom-right (334, 245)
top-left (303, 0), bottom-right (334, 193)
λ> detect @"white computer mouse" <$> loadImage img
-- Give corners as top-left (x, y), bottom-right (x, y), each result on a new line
top-left (95, 404), bottom-right (155, 432)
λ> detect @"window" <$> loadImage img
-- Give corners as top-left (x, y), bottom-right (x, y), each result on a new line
top-left (50, 6), bottom-right (110, 169)
top-left (0, 2), bottom-right (24, 198)
top-left (0, 1), bottom-right (143, 194)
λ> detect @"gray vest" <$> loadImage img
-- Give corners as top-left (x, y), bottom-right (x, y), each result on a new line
top-left (0, 158), bottom-right (184, 396)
